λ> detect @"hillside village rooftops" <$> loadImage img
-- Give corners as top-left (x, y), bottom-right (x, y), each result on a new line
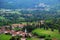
top-left (4, 30), bottom-right (11, 33)
top-left (11, 24), bottom-right (26, 28)
top-left (2, 29), bottom-right (27, 36)
top-left (11, 31), bottom-right (27, 36)
top-left (0, 29), bottom-right (2, 33)
top-left (0, 29), bottom-right (2, 32)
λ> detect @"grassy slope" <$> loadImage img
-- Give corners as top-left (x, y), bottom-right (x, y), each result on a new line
top-left (32, 28), bottom-right (60, 40)
top-left (0, 34), bottom-right (12, 40)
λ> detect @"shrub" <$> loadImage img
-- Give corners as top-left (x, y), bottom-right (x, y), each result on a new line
top-left (39, 35), bottom-right (46, 38)
top-left (45, 38), bottom-right (52, 40)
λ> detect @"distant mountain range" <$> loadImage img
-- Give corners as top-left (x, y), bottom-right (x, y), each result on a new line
top-left (0, 0), bottom-right (60, 9)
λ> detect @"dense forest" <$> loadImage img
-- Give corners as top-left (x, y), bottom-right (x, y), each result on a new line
top-left (0, 9), bottom-right (60, 25)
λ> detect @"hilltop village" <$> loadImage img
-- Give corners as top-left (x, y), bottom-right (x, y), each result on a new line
top-left (0, 20), bottom-right (44, 40)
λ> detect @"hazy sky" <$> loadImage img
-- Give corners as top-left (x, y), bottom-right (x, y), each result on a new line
top-left (0, 0), bottom-right (60, 9)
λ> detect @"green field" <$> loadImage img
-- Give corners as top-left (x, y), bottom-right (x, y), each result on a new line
top-left (32, 28), bottom-right (60, 40)
top-left (0, 34), bottom-right (12, 40)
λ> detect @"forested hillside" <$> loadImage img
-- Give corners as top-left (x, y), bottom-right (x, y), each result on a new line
top-left (0, 9), bottom-right (60, 26)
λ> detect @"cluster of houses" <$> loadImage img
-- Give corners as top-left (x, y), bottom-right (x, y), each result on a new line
top-left (0, 24), bottom-right (32, 38)
top-left (0, 20), bottom-right (44, 40)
